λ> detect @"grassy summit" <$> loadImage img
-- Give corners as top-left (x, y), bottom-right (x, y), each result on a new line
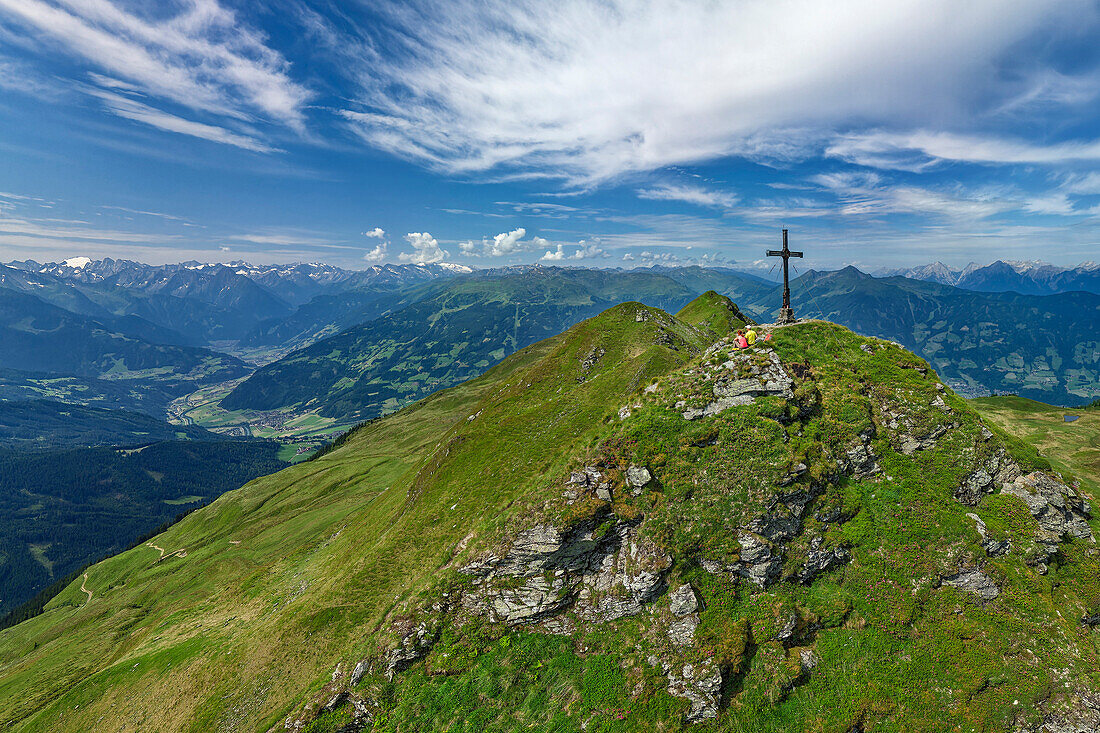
top-left (0, 296), bottom-right (1096, 733)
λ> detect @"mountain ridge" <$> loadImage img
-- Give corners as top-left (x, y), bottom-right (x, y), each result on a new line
top-left (2, 295), bottom-right (1096, 732)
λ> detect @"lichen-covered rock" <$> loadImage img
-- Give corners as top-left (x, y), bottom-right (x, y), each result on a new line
top-left (956, 449), bottom-right (1022, 506)
top-left (667, 615), bottom-right (698, 647)
top-left (1001, 472), bottom-right (1095, 556)
top-left (795, 546), bottom-right (851, 584)
top-left (680, 347), bottom-right (794, 420)
top-left (665, 661), bottom-right (724, 722)
top-left (460, 514), bottom-right (670, 625)
top-left (625, 465), bottom-right (651, 489)
top-left (669, 584), bottom-right (699, 616)
top-left (942, 569), bottom-right (1000, 601)
top-left (386, 622), bottom-right (433, 679)
top-left (736, 531), bottom-right (785, 588)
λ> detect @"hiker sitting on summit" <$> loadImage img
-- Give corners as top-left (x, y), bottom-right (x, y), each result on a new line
top-left (735, 330), bottom-right (749, 349)
top-left (745, 326), bottom-right (757, 346)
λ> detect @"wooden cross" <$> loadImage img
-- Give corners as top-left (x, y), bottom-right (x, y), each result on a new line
top-left (767, 229), bottom-right (803, 322)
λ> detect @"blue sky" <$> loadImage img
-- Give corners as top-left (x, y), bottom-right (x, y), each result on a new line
top-left (1, 0), bottom-right (1100, 272)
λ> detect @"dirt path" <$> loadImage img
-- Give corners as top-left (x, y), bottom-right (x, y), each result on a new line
top-left (146, 542), bottom-right (187, 562)
top-left (80, 573), bottom-right (92, 604)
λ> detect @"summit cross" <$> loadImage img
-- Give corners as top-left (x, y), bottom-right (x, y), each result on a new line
top-left (767, 229), bottom-right (803, 324)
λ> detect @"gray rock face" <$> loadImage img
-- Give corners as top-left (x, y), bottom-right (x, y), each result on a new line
top-left (665, 661), bottom-right (724, 722)
top-left (845, 443), bottom-right (881, 478)
top-left (681, 347), bottom-right (794, 420)
top-left (350, 659), bottom-right (370, 686)
top-left (956, 450), bottom-right (1022, 506)
top-left (796, 546), bottom-right (851, 584)
top-left (942, 569), bottom-right (1000, 601)
top-left (1001, 473), bottom-right (1095, 557)
top-left (460, 514), bottom-right (671, 625)
top-left (386, 623), bottom-right (433, 679)
top-left (625, 465), bottom-right (652, 489)
top-left (667, 615), bottom-right (699, 647)
top-left (966, 513), bottom-right (1011, 556)
top-left (669, 584), bottom-right (699, 616)
top-left (737, 531), bottom-right (785, 588)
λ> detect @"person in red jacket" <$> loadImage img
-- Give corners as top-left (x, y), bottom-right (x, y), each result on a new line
top-left (735, 330), bottom-right (749, 349)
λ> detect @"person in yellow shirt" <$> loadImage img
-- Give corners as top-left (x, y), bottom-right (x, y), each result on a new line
top-left (745, 326), bottom-right (757, 346)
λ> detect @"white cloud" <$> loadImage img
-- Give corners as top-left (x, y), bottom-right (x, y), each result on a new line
top-left (459, 227), bottom-right (549, 257)
top-left (340, 0), bottom-right (1091, 182)
top-left (572, 239), bottom-right (604, 260)
top-left (363, 227), bottom-right (386, 239)
top-left (0, 0), bottom-right (310, 139)
top-left (87, 88), bottom-right (275, 152)
top-left (811, 172), bottom-right (1014, 220)
top-left (363, 242), bottom-right (388, 263)
top-left (636, 183), bottom-right (739, 212)
top-left (399, 231), bottom-right (447, 264)
top-left (488, 227), bottom-right (526, 256)
top-left (827, 130), bottom-right (1100, 170)
top-left (621, 253), bottom-right (634, 262)
top-left (1023, 193), bottom-right (1075, 216)
top-left (539, 243), bottom-right (565, 261)
top-left (100, 205), bottom-right (190, 223)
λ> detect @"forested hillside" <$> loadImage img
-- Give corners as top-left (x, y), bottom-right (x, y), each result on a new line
top-left (0, 440), bottom-right (286, 617)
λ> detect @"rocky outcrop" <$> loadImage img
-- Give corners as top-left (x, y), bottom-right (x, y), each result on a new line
top-left (669, 584), bottom-right (699, 616)
top-left (460, 514), bottom-right (671, 625)
top-left (386, 622), bottom-right (434, 679)
top-left (663, 661), bottom-right (724, 722)
top-left (955, 449), bottom-right (1022, 506)
top-left (942, 569), bottom-right (1000, 601)
top-left (1001, 473), bottom-right (1094, 556)
top-left (682, 348), bottom-right (794, 420)
top-left (625, 465), bottom-right (652, 494)
top-left (1014, 688), bottom-right (1100, 733)
top-left (966, 513), bottom-right (1011, 556)
top-left (796, 544), bottom-right (852, 584)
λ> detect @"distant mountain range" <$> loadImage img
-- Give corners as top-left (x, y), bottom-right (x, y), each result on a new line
top-left (224, 264), bottom-right (1100, 421)
top-left (876, 259), bottom-right (1100, 295)
top-left (2, 258), bottom-right (471, 345)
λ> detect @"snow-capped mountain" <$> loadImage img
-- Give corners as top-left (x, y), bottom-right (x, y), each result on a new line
top-left (876, 260), bottom-right (1100, 295)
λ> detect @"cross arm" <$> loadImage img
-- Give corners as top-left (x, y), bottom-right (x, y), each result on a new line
top-left (766, 250), bottom-right (784, 256)
top-left (789, 251), bottom-right (804, 258)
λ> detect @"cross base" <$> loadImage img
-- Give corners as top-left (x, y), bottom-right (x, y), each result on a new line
top-left (775, 307), bottom-right (797, 325)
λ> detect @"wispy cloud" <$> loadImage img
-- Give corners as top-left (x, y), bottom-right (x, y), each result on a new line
top-left (85, 86), bottom-right (277, 153)
top-left (827, 130), bottom-right (1100, 170)
top-left (339, 0), bottom-right (1092, 183)
top-left (0, 0), bottom-right (310, 146)
top-left (636, 183), bottom-right (739, 212)
top-left (100, 205), bottom-right (191, 223)
top-left (0, 214), bottom-right (179, 243)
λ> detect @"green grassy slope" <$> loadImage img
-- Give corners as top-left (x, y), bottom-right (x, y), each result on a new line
top-left (0, 297), bottom-right (1097, 733)
top-left (0, 301), bottom-right (716, 732)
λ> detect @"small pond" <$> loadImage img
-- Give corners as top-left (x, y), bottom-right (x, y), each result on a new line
top-left (1064, 415), bottom-right (1080, 422)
